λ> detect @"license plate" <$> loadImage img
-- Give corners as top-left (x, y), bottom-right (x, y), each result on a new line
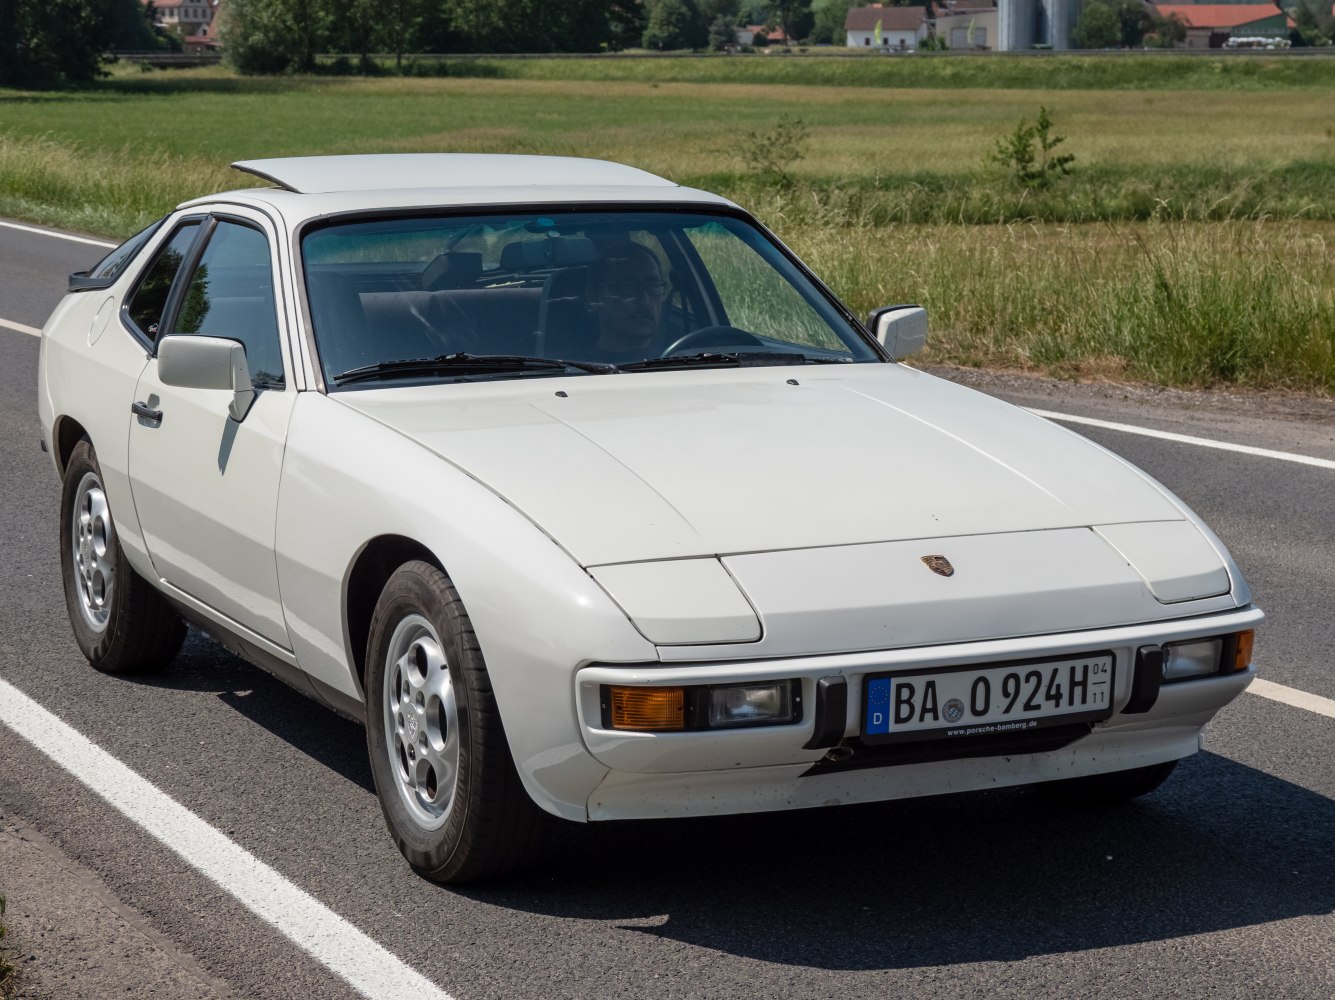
top-left (861, 653), bottom-right (1115, 743)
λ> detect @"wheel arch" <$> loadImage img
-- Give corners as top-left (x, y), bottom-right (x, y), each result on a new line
top-left (344, 534), bottom-right (444, 694)
top-left (53, 415), bottom-right (90, 478)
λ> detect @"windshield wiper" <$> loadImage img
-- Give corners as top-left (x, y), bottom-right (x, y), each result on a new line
top-left (616, 351), bottom-right (853, 372)
top-left (331, 353), bottom-right (617, 386)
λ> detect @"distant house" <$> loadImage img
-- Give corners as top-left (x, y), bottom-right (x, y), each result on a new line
top-left (144, 0), bottom-right (215, 37)
top-left (1150, 3), bottom-right (1293, 47)
top-left (735, 24), bottom-right (795, 46)
top-left (845, 4), bottom-right (931, 50)
top-left (932, 2), bottom-right (999, 49)
top-left (143, 0), bottom-right (222, 52)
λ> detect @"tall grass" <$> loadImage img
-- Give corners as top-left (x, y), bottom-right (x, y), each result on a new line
top-left (0, 134), bottom-right (231, 235)
top-left (2, 68), bottom-right (1332, 394)
top-left (790, 221), bottom-right (1335, 391)
top-left (366, 53), bottom-right (1335, 92)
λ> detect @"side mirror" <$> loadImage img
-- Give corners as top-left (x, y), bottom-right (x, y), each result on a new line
top-left (868, 305), bottom-right (928, 361)
top-left (158, 335), bottom-right (256, 421)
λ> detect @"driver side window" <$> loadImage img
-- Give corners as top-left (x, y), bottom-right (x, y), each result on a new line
top-left (174, 220), bottom-right (285, 387)
top-left (125, 221), bottom-right (203, 343)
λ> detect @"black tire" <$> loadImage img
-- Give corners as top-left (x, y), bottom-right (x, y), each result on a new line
top-left (365, 560), bottom-right (548, 883)
top-left (59, 439), bottom-right (186, 674)
top-left (1040, 760), bottom-right (1178, 805)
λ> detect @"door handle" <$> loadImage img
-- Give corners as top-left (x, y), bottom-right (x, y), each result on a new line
top-left (131, 401), bottom-right (163, 424)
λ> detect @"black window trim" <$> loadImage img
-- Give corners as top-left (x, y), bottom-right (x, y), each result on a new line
top-left (157, 215), bottom-right (218, 348)
top-left (119, 214), bottom-right (210, 351)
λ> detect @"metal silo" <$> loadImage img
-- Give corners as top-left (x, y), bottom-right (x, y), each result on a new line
top-left (1046, 0), bottom-right (1086, 49)
top-left (999, 0), bottom-right (1039, 51)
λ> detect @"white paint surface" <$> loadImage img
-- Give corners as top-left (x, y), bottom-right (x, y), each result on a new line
top-left (0, 676), bottom-right (455, 1000)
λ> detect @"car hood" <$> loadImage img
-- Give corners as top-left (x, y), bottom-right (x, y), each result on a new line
top-left (335, 364), bottom-right (1187, 567)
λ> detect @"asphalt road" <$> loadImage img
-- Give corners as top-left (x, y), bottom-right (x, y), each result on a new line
top-left (1, 220), bottom-right (1332, 1000)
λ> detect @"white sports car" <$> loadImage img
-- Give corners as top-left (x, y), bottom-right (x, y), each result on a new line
top-left (38, 154), bottom-right (1262, 882)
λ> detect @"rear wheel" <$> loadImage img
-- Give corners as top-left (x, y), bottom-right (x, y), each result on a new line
top-left (1041, 760), bottom-right (1178, 805)
top-left (364, 560), bottom-right (547, 883)
top-left (59, 439), bottom-right (185, 674)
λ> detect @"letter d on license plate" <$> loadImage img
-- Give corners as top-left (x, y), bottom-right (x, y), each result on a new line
top-left (862, 652), bottom-right (1115, 744)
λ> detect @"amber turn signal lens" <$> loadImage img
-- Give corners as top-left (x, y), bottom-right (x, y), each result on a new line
top-left (609, 686), bottom-right (685, 731)
top-left (1233, 630), bottom-right (1255, 672)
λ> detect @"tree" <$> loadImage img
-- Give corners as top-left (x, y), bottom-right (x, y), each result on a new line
top-left (220, 0), bottom-right (330, 74)
top-left (108, 0), bottom-right (163, 51)
top-left (329, 0), bottom-right (378, 70)
top-left (606, 0), bottom-right (650, 50)
top-left (1071, 1), bottom-right (1120, 49)
top-left (1108, 0), bottom-right (1151, 46)
top-left (1147, 10), bottom-right (1186, 47)
top-left (768, 0), bottom-right (813, 45)
top-left (642, 0), bottom-right (708, 49)
top-left (708, 13), bottom-right (737, 49)
top-left (379, 0), bottom-right (424, 67)
top-left (0, 0), bottom-right (124, 87)
top-left (440, 0), bottom-right (619, 54)
top-left (811, 0), bottom-right (857, 45)
top-left (1292, 0), bottom-right (1335, 45)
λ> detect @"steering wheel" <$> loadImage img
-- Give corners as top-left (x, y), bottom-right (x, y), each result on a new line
top-left (662, 325), bottom-right (764, 357)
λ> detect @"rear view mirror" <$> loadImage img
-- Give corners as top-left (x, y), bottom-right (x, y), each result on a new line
top-left (868, 305), bottom-right (928, 361)
top-left (157, 335), bottom-right (255, 421)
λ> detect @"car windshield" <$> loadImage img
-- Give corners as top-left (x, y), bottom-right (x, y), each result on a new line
top-left (301, 209), bottom-right (880, 387)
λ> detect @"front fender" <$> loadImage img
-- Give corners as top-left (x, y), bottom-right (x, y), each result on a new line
top-left (276, 392), bottom-right (657, 820)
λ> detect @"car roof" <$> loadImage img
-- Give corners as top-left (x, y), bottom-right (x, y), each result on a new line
top-left (177, 154), bottom-right (737, 223)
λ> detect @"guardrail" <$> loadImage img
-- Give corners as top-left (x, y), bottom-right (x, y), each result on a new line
top-left (111, 51), bottom-right (223, 66)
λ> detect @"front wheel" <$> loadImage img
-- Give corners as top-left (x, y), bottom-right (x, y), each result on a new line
top-left (1040, 760), bottom-right (1178, 805)
top-left (59, 439), bottom-right (185, 674)
top-left (364, 560), bottom-right (547, 883)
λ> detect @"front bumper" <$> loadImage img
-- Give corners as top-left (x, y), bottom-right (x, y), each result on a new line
top-left (574, 605), bottom-right (1262, 819)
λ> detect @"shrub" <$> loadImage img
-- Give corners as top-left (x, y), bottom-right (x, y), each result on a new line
top-left (739, 113), bottom-right (809, 187)
top-left (990, 106), bottom-right (1075, 190)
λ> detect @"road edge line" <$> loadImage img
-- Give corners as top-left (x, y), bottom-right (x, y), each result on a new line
top-left (1029, 408), bottom-right (1335, 472)
top-left (1, 318), bottom-right (41, 338)
top-left (0, 677), bottom-right (456, 1000)
top-left (1247, 677), bottom-right (1335, 720)
top-left (0, 220), bottom-right (116, 249)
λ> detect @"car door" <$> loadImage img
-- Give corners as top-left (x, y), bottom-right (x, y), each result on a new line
top-left (126, 210), bottom-right (296, 649)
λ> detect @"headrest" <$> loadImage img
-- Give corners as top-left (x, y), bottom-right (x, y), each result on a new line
top-left (420, 251), bottom-right (482, 291)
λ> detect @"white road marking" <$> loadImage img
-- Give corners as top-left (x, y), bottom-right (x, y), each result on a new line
top-left (0, 219), bottom-right (116, 248)
top-left (0, 677), bottom-right (456, 1000)
top-left (1248, 677), bottom-right (1335, 720)
top-left (0, 318), bottom-right (40, 337)
top-left (1030, 408), bottom-right (1335, 472)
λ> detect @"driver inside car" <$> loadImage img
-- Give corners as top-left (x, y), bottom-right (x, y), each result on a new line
top-left (588, 242), bottom-right (667, 362)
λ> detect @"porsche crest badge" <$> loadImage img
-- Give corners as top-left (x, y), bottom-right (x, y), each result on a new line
top-left (921, 555), bottom-right (954, 577)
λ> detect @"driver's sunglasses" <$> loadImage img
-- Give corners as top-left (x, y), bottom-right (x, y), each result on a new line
top-left (607, 279), bottom-right (667, 299)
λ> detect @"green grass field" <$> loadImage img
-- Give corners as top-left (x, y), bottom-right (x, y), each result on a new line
top-left (2, 56), bottom-right (1332, 391)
